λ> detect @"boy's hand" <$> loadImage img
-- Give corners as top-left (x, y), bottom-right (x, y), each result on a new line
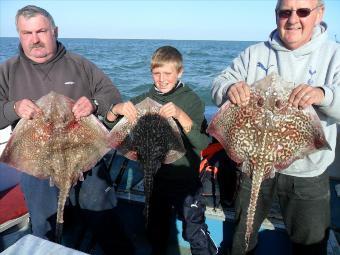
top-left (107, 101), bottom-right (137, 123)
top-left (227, 81), bottom-right (251, 106)
top-left (159, 102), bottom-right (193, 134)
top-left (159, 102), bottom-right (181, 119)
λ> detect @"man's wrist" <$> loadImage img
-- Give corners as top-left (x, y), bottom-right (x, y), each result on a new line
top-left (109, 104), bottom-right (119, 117)
top-left (318, 87), bottom-right (325, 97)
top-left (91, 99), bottom-right (99, 114)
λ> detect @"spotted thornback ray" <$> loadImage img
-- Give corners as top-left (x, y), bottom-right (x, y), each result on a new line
top-left (109, 97), bottom-right (185, 164)
top-left (0, 91), bottom-right (110, 242)
top-left (207, 73), bottom-right (330, 252)
top-left (109, 97), bottom-right (185, 223)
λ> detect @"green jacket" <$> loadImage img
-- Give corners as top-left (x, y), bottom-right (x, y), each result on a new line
top-left (105, 83), bottom-right (210, 193)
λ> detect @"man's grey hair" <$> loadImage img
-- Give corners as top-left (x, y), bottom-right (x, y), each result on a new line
top-left (275, 0), bottom-right (324, 10)
top-left (15, 5), bottom-right (56, 31)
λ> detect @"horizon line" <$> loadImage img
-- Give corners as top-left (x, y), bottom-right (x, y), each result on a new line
top-left (0, 36), bottom-right (259, 43)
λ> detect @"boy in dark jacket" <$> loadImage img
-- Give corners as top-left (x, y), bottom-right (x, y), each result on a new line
top-left (105, 46), bottom-right (217, 255)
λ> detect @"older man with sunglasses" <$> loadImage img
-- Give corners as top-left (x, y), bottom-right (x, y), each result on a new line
top-left (211, 0), bottom-right (340, 254)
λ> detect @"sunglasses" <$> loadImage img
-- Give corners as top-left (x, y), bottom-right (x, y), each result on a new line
top-left (276, 6), bottom-right (321, 19)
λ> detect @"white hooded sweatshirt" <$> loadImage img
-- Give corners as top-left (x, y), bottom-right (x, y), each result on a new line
top-left (211, 22), bottom-right (340, 177)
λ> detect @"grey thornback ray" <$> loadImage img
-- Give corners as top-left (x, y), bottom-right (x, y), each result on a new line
top-left (207, 73), bottom-right (330, 252)
top-left (0, 91), bottom-right (111, 243)
top-left (109, 97), bottom-right (185, 224)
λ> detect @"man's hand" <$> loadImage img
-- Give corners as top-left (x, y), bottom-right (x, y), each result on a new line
top-left (14, 99), bottom-right (42, 119)
top-left (289, 84), bottom-right (325, 109)
top-left (72, 96), bottom-right (95, 120)
top-left (227, 81), bottom-right (251, 106)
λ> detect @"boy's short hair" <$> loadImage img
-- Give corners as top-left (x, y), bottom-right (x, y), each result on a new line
top-left (151, 46), bottom-right (183, 71)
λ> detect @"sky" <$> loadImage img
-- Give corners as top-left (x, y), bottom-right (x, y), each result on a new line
top-left (0, 0), bottom-right (339, 41)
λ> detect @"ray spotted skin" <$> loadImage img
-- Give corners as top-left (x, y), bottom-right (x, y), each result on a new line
top-left (132, 113), bottom-right (174, 224)
top-left (109, 97), bottom-right (185, 223)
top-left (109, 97), bottom-right (185, 164)
top-left (0, 91), bottom-right (110, 241)
top-left (207, 73), bottom-right (329, 252)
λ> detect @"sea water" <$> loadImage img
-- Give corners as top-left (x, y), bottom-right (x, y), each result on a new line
top-left (0, 37), bottom-right (255, 107)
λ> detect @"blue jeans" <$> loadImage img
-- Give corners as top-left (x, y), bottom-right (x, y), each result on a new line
top-left (20, 160), bottom-right (118, 240)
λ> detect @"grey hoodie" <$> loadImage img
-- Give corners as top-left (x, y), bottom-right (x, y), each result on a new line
top-left (0, 41), bottom-right (121, 129)
top-left (211, 22), bottom-right (340, 177)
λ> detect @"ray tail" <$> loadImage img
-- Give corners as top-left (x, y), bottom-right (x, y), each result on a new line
top-left (55, 180), bottom-right (72, 243)
top-left (244, 166), bottom-right (265, 252)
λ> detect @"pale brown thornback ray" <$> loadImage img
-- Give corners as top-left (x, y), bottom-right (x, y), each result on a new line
top-left (207, 73), bottom-right (330, 252)
top-left (109, 97), bottom-right (185, 224)
top-left (0, 91), bottom-right (110, 242)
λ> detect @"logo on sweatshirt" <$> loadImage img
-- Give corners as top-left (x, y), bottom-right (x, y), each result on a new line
top-left (64, 81), bottom-right (75, 85)
top-left (307, 68), bottom-right (316, 85)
